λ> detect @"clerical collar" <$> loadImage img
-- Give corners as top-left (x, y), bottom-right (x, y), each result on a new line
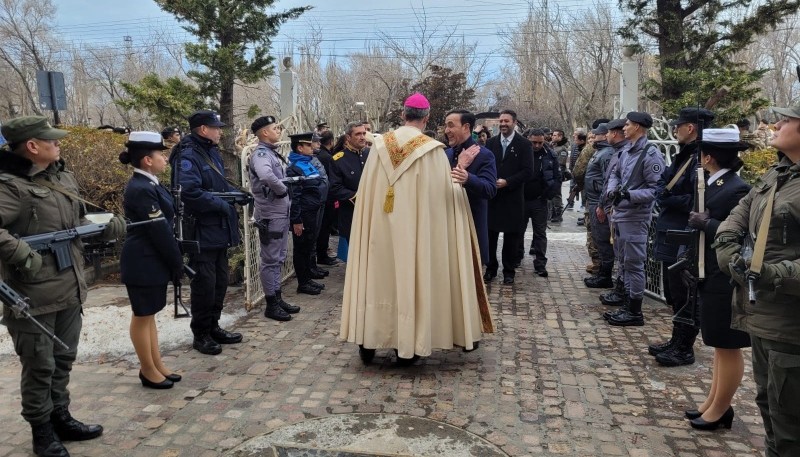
top-left (707, 168), bottom-right (730, 186)
top-left (134, 168), bottom-right (159, 185)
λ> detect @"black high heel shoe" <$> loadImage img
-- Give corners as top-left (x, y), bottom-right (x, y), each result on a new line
top-left (690, 406), bottom-right (734, 430)
top-left (684, 409), bottom-right (702, 420)
top-left (139, 371), bottom-right (174, 389)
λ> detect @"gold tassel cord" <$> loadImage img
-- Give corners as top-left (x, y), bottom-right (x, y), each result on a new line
top-left (383, 186), bottom-right (395, 213)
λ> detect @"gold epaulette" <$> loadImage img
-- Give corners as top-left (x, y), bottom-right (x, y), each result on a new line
top-left (333, 152), bottom-right (344, 161)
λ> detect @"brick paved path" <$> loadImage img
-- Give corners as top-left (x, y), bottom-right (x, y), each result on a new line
top-left (0, 210), bottom-right (766, 456)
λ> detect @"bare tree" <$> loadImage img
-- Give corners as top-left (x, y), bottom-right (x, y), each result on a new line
top-left (0, 0), bottom-right (58, 116)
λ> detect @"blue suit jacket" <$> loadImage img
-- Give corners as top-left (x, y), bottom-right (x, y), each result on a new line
top-left (445, 137), bottom-right (497, 264)
top-left (120, 173), bottom-right (183, 286)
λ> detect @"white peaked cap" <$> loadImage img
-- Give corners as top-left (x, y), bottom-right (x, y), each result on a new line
top-left (128, 131), bottom-right (163, 143)
top-left (701, 128), bottom-right (740, 143)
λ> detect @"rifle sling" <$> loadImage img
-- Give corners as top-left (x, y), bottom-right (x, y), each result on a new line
top-left (194, 147), bottom-right (247, 193)
top-left (665, 158), bottom-right (693, 191)
top-left (750, 185), bottom-right (777, 275)
top-left (34, 178), bottom-right (100, 210)
top-left (621, 142), bottom-right (651, 190)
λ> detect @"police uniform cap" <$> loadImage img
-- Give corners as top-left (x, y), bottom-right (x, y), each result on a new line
top-left (606, 119), bottom-right (626, 130)
top-left (591, 123), bottom-right (609, 135)
top-left (626, 111), bottom-right (653, 128)
top-left (289, 132), bottom-right (314, 144)
top-left (1, 116), bottom-right (68, 144)
top-left (700, 128), bottom-right (748, 152)
top-left (161, 126), bottom-right (180, 138)
top-left (592, 118), bottom-right (611, 129)
top-left (125, 131), bottom-right (168, 151)
top-left (669, 107), bottom-right (715, 128)
top-left (251, 115), bottom-right (277, 134)
top-left (771, 100), bottom-right (800, 119)
top-left (188, 110), bottom-right (225, 129)
top-left (316, 121), bottom-right (328, 129)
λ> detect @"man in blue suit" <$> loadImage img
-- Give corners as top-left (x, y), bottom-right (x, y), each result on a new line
top-left (443, 110), bottom-right (497, 266)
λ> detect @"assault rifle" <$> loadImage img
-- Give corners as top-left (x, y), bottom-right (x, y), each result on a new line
top-left (0, 280), bottom-right (69, 350)
top-left (281, 174), bottom-right (320, 184)
top-left (210, 191), bottom-right (255, 207)
top-left (22, 218), bottom-right (165, 272)
top-left (170, 145), bottom-right (197, 318)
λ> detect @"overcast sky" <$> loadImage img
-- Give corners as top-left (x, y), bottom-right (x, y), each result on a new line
top-left (54, 0), bottom-right (604, 77)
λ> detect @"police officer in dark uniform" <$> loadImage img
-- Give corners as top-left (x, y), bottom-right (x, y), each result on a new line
top-left (287, 132), bottom-right (327, 294)
top-left (169, 110), bottom-right (243, 355)
top-left (650, 107), bottom-right (714, 367)
top-left (329, 122), bottom-right (369, 243)
top-left (315, 130), bottom-right (339, 265)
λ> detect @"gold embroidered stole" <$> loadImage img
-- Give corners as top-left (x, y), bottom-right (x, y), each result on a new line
top-left (380, 131), bottom-right (435, 212)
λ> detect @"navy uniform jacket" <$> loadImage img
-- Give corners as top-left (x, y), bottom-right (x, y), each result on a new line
top-left (445, 136), bottom-right (497, 265)
top-left (654, 142), bottom-right (698, 262)
top-left (700, 170), bottom-right (750, 294)
top-left (329, 146), bottom-right (369, 239)
top-left (169, 133), bottom-right (241, 250)
top-left (486, 132), bottom-right (535, 232)
top-left (120, 172), bottom-right (183, 286)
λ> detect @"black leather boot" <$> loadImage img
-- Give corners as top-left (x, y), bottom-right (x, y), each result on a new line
top-left (264, 296), bottom-right (292, 321)
top-left (599, 276), bottom-right (625, 305)
top-left (297, 282), bottom-right (322, 295)
top-left (584, 264), bottom-right (614, 288)
top-left (307, 279), bottom-right (325, 290)
top-left (603, 294), bottom-right (629, 320)
top-left (31, 422), bottom-right (70, 457)
top-left (51, 407), bottom-right (103, 442)
top-left (648, 325), bottom-right (678, 356)
top-left (311, 267), bottom-right (329, 277)
top-left (608, 297), bottom-right (644, 326)
top-left (210, 326), bottom-right (242, 344)
top-left (275, 290), bottom-right (300, 314)
top-left (193, 333), bottom-right (222, 355)
top-left (655, 324), bottom-right (696, 366)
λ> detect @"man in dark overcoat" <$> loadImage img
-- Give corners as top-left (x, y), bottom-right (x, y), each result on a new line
top-left (485, 109), bottom-right (534, 284)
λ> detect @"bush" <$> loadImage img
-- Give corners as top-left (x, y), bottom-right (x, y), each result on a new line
top-left (59, 127), bottom-right (129, 214)
top-left (740, 147), bottom-right (779, 185)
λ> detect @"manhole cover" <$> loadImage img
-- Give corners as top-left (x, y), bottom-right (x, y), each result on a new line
top-left (226, 413), bottom-right (508, 457)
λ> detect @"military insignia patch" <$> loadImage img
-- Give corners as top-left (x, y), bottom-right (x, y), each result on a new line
top-left (333, 152), bottom-right (344, 161)
top-left (148, 205), bottom-right (163, 218)
top-left (181, 159), bottom-right (192, 171)
top-left (716, 179), bottom-right (724, 186)
top-left (652, 163), bottom-right (662, 173)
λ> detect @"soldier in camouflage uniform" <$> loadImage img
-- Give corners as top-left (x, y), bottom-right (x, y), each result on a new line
top-left (1, 117), bottom-right (126, 457)
top-left (550, 129), bottom-right (570, 222)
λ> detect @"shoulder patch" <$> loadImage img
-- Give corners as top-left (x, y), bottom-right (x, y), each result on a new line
top-left (333, 152), bottom-right (344, 161)
top-left (652, 163), bottom-right (662, 173)
top-left (180, 159), bottom-right (192, 171)
top-left (256, 150), bottom-right (267, 157)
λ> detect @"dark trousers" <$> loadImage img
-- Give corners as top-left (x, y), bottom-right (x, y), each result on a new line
top-left (517, 198), bottom-right (548, 270)
top-left (293, 213), bottom-right (319, 285)
top-left (662, 264), bottom-right (699, 338)
top-left (316, 201), bottom-right (336, 259)
top-left (751, 335), bottom-right (800, 457)
top-left (188, 248), bottom-right (229, 336)
top-left (488, 230), bottom-right (522, 276)
top-left (4, 305), bottom-right (82, 425)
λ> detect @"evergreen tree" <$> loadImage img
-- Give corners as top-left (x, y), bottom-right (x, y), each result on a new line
top-left (156, 0), bottom-right (310, 174)
top-left (618, 0), bottom-right (800, 122)
top-left (117, 74), bottom-right (205, 128)
top-left (387, 65), bottom-right (475, 131)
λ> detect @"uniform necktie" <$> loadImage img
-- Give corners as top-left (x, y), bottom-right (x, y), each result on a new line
top-left (502, 138), bottom-right (509, 159)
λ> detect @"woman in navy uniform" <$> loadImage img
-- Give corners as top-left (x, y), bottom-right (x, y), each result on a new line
top-left (684, 128), bottom-right (751, 430)
top-left (119, 132), bottom-right (184, 389)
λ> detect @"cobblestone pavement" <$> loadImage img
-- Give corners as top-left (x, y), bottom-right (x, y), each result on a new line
top-left (0, 206), bottom-right (766, 457)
